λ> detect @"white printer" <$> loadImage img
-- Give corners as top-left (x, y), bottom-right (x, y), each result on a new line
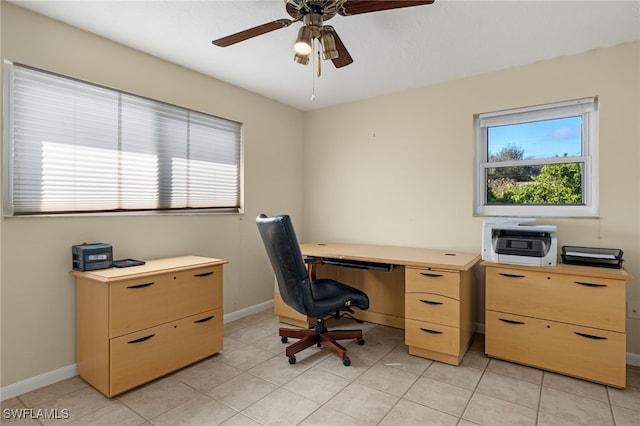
top-left (482, 217), bottom-right (557, 267)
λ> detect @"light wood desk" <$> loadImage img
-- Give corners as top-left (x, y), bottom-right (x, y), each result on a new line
top-left (274, 243), bottom-right (481, 365)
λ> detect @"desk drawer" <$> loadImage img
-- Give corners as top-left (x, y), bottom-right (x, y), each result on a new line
top-left (485, 310), bottom-right (625, 387)
top-left (110, 265), bottom-right (223, 337)
top-left (486, 267), bottom-right (625, 332)
top-left (405, 318), bottom-right (459, 356)
top-left (405, 268), bottom-right (460, 299)
top-left (405, 293), bottom-right (459, 327)
top-left (110, 308), bottom-right (223, 395)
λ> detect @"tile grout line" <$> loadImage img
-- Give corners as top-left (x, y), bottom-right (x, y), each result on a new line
top-left (6, 313), bottom-right (640, 425)
top-left (535, 371), bottom-right (545, 426)
top-left (456, 350), bottom-right (491, 425)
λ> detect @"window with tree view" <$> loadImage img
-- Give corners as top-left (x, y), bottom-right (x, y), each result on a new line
top-left (475, 98), bottom-right (597, 217)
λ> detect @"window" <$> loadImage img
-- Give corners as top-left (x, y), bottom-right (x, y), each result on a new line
top-left (475, 98), bottom-right (597, 217)
top-left (3, 62), bottom-right (242, 216)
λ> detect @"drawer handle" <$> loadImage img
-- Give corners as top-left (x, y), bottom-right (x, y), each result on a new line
top-left (194, 271), bottom-right (214, 278)
top-left (194, 315), bottom-right (215, 323)
top-left (128, 334), bottom-right (155, 344)
top-left (420, 328), bottom-right (443, 334)
top-left (499, 318), bottom-right (525, 325)
top-left (574, 281), bottom-right (607, 288)
top-left (420, 273), bottom-right (443, 278)
top-left (127, 282), bottom-right (155, 289)
top-left (420, 299), bottom-right (443, 305)
top-left (574, 332), bottom-right (607, 340)
top-left (498, 273), bottom-right (525, 278)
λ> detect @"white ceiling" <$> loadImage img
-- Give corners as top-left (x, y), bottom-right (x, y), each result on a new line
top-left (10, 0), bottom-right (640, 111)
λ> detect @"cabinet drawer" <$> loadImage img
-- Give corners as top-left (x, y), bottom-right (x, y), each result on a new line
top-left (110, 265), bottom-right (223, 337)
top-left (405, 318), bottom-right (459, 356)
top-left (405, 293), bottom-right (459, 327)
top-left (405, 268), bottom-right (460, 299)
top-left (485, 310), bottom-right (625, 387)
top-left (485, 267), bottom-right (625, 332)
top-left (110, 308), bottom-right (223, 395)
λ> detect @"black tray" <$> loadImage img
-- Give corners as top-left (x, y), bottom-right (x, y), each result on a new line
top-left (113, 259), bottom-right (146, 268)
top-left (561, 246), bottom-right (623, 268)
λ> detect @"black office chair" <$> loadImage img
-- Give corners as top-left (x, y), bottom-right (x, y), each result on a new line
top-left (256, 214), bottom-right (370, 366)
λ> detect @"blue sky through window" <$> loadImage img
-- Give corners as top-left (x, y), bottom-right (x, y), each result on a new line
top-left (488, 116), bottom-right (582, 160)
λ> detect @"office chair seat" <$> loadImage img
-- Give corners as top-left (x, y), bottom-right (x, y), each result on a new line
top-left (305, 278), bottom-right (369, 318)
top-left (256, 214), bottom-right (369, 366)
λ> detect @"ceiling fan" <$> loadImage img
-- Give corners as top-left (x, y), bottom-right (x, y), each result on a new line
top-left (212, 1), bottom-right (435, 70)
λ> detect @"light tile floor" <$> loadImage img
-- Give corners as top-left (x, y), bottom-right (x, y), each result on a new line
top-left (3, 309), bottom-right (640, 425)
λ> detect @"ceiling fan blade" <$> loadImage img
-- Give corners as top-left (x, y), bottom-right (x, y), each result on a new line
top-left (338, 0), bottom-right (435, 16)
top-left (212, 19), bottom-right (293, 47)
top-left (326, 28), bottom-right (353, 68)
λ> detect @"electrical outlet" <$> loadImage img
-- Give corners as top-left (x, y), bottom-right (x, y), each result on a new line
top-left (629, 302), bottom-right (640, 319)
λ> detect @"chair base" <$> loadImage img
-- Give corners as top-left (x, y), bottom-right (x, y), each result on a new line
top-left (279, 318), bottom-right (364, 366)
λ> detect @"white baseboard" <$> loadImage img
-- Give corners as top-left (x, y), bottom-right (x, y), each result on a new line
top-left (223, 299), bottom-right (274, 323)
top-left (1, 364), bottom-right (78, 402)
top-left (1, 308), bottom-right (637, 401)
top-left (0, 300), bottom-right (275, 402)
top-left (627, 351), bottom-right (640, 367)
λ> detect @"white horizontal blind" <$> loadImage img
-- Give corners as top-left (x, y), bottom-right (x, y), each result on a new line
top-left (5, 63), bottom-right (242, 215)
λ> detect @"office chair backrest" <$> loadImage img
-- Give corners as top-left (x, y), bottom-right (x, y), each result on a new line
top-left (256, 214), bottom-right (312, 315)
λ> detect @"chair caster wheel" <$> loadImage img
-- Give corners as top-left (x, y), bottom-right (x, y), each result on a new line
top-left (317, 342), bottom-right (322, 348)
top-left (343, 358), bottom-right (351, 366)
top-left (357, 339), bottom-right (365, 345)
top-left (281, 336), bottom-right (288, 343)
top-left (288, 356), bottom-right (296, 364)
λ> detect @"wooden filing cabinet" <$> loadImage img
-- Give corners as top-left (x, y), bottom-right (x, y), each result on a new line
top-left (404, 266), bottom-right (474, 365)
top-left (484, 262), bottom-right (632, 388)
top-left (72, 256), bottom-right (227, 397)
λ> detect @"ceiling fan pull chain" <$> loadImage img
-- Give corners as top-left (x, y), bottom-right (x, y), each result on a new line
top-left (311, 39), bottom-right (316, 101)
top-left (317, 47), bottom-right (321, 78)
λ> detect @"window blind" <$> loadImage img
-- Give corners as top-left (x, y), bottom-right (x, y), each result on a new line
top-left (4, 63), bottom-right (242, 215)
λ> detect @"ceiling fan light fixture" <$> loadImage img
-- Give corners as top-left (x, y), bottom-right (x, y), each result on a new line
top-left (294, 26), bottom-right (313, 55)
top-left (214, 1), bottom-right (436, 72)
top-left (320, 32), bottom-right (338, 60)
top-left (293, 52), bottom-right (310, 65)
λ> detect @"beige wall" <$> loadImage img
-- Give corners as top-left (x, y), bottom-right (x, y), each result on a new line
top-left (0, 3), bottom-right (305, 387)
top-left (304, 42), bottom-right (640, 353)
top-left (2, 2), bottom-right (639, 390)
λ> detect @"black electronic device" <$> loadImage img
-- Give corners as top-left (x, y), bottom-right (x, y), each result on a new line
top-left (494, 230), bottom-right (553, 258)
top-left (72, 243), bottom-right (113, 271)
top-left (561, 246), bottom-right (624, 268)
